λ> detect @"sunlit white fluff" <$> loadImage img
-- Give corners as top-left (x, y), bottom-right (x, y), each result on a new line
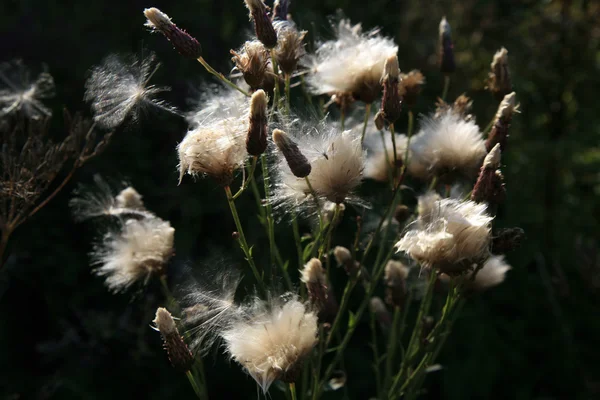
top-left (0, 60), bottom-right (55, 118)
top-left (468, 255), bottom-right (511, 290)
top-left (178, 89), bottom-right (249, 184)
top-left (305, 18), bottom-right (397, 103)
top-left (395, 197), bottom-right (493, 274)
top-left (364, 128), bottom-right (410, 182)
top-left (92, 217), bottom-right (175, 292)
top-left (271, 119), bottom-right (366, 215)
top-left (84, 53), bottom-right (176, 129)
top-left (408, 110), bottom-right (486, 180)
top-left (222, 294), bottom-right (318, 391)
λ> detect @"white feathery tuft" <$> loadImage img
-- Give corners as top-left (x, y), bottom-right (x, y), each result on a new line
top-left (363, 128), bottom-right (409, 182)
top-left (469, 255), bottom-right (511, 290)
top-left (0, 60), bottom-right (55, 118)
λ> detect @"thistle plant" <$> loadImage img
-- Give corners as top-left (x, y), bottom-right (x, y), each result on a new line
top-left (2, 2), bottom-right (528, 399)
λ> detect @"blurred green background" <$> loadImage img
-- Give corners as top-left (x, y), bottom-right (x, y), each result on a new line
top-left (1, 0), bottom-right (599, 399)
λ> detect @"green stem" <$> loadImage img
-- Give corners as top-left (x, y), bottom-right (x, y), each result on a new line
top-left (197, 57), bottom-right (249, 97)
top-left (390, 123), bottom-right (398, 182)
top-left (289, 382), bottom-right (297, 400)
top-left (260, 155), bottom-right (277, 275)
top-left (224, 186), bottom-right (266, 294)
top-left (300, 76), bottom-right (313, 108)
top-left (271, 50), bottom-right (280, 111)
top-left (384, 307), bottom-right (401, 390)
top-left (441, 75), bottom-right (450, 102)
top-left (232, 157), bottom-right (258, 200)
top-left (340, 108), bottom-right (346, 131)
top-left (360, 103), bottom-right (372, 145)
top-left (370, 306), bottom-right (383, 398)
top-left (186, 370), bottom-right (206, 399)
top-left (284, 74), bottom-right (291, 114)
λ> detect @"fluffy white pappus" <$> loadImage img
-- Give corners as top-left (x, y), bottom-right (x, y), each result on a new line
top-left (91, 217), bottom-right (175, 292)
top-left (468, 255), bottom-right (511, 290)
top-left (222, 294), bottom-right (318, 391)
top-left (182, 268), bottom-right (242, 354)
top-left (70, 176), bottom-right (154, 221)
top-left (271, 119), bottom-right (366, 215)
top-left (395, 197), bottom-right (493, 274)
top-left (363, 128), bottom-right (410, 182)
top-left (178, 89), bottom-right (250, 184)
top-left (304, 18), bottom-right (397, 103)
top-left (84, 53), bottom-right (177, 129)
top-left (0, 60), bottom-right (55, 119)
top-left (408, 110), bottom-right (486, 180)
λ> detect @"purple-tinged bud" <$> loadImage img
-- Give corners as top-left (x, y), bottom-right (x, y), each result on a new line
top-left (144, 8), bottom-right (202, 59)
top-left (438, 17), bottom-right (455, 74)
top-left (244, 0), bottom-right (278, 49)
top-left (153, 307), bottom-right (194, 371)
top-left (272, 129), bottom-right (311, 178)
top-left (471, 144), bottom-right (505, 205)
top-left (247, 90), bottom-right (269, 156)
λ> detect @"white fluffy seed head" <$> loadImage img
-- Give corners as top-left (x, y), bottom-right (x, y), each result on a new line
top-left (222, 295), bottom-right (318, 391)
top-left (271, 119), bottom-right (366, 216)
top-left (178, 90), bottom-right (249, 184)
top-left (408, 110), bottom-right (486, 180)
top-left (384, 260), bottom-right (410, 285)
top-left (305, 19), bottom-right (398, 103)
top-left (469, 255), bottom-right (511, 290)
top-left (395, 197), bottom-right (493, 274)
top-left (364, 129), bottom-right (409, 182)
top-left (0, 60), bottom-right (55, 118)
top-left (92, 218), bottom-right (175, 292)
top-left (300, 258), bottom-right (326, 285)
top-left (84, 53), bottom-right (176, 129)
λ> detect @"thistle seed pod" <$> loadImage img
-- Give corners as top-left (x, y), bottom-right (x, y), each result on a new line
top-left (144, 8), bottom-right (202, 59)
top-left (471, 144), bottom-right (506, 205)
top-left (378, 55), bottom-right (402, 126)
top-left (244, 0), bottom-right (278, 49)
top-left (272, 129), bottom-right (311, 178)
top-left (438, 17), bottom-right (455, 74)
top-left (487, 47), bottom-right (512, 100)
top-left (486, 92), bottom-right (517, 152)
top-left (231, 41), bottom-right (271, 92)
top-left (399, 70), bottom-right (425, 110)
top-left (153, 308), bottom-right (195, 371)
top-left (247, 90), bottom-right (268, 156)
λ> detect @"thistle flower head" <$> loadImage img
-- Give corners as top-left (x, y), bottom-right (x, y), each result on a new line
top-left (92, 217), bottom-right (175, 292)
top-left (468, 255), bottom-right (511, 290)
top-left (271, 119), bottom-right (366, 215)
top-left (273, 20), bottom-right (307, 76)
top-left (153, 307), bottom-right (194, 371)
top-left (222, 294), bottom-right (318, 391)
top-left (487, 47), bottom-right (511, 100)
top-left (144, 8), bottom-right (202, 59)
top-left (399, 70), bottom-right (425, 109)
top-left (395, 197), bottom-right (493, 274)
top-left (178, 89), bottom-right (249, 184)
top-left (84, 53), bottom-right (176, 129)
top-left (244, 0), bottom-right (278, 48)
top-left (0, 60), bottom-right (55, 118)
top-left (231, 40), bottom-right (272, 91)
top-left (305, 18), bottom-right (398, 103)
top-left (438, 17), bottom-right (455, 73)
top-left (408, 110), bottom-right (486, 181)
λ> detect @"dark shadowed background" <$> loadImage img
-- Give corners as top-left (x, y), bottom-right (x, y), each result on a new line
top-left (1, 0), bottom-right (599, 399)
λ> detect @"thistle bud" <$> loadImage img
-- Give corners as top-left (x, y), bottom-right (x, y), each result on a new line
top-left (144, 8), bottom-right (202, 59)
top-left (333, 246), bottom-right (359, 276)
top-left (271, 0), bottom-right (290, 21)
top-left (394, 204), bottom-right (410, 225)
top-left (384, 260), bottom-right (410, 308)
top-left (487, 48), bottom-right (512, 100)
top-left (153, 307), bottom-right (194, 371)
top-left (247, 90), bottom-right (268, 156)
top-left (438, 17), bottom-right (455, 74)
top-left (272, 129), bottom-right (311, 177)
top-left (369, 297), bottom-right (391, 331)
top-left (300, 258), bottom-right (338, 322)
top-left (399, 70), bottom-right (425, 110)
top-left (244, 0), bottom-right (278, 48)
top-left (491, 227), bottom-right (525, 254)
top-left (378, 55), bottom-right (402, 126)
top-left (471, 144), bottom-right (505, 205)
top-left (486, 92), bottom-right (518, 152)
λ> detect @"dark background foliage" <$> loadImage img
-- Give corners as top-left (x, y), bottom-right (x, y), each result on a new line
top-left (1, 0), bottom-right (599, 399)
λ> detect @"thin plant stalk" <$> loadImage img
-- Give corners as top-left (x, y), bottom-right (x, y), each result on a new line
top-left (284, 73), bottom-right (292, 114)
top-left (360, 103), bottom-right (372, 144)
top-left (197, 57), bottom-right (249, 97)
top-left (300, 75), bottom-right (313, 108)
top-left (224, 186), bottom-right (266, 294)
top-left (390, 123), bottom-right (398, 182)
top-left (369, 307), bottom-right (383, 397)
top-left (271, 51), bottom-right (280, 109)
top-left (260, 154), bottom-right (277, 275)
top-left (384, 306), bottom-right (401, 390)
top-left (186, 370), bottom-right (207, 400)
top-left (340, 108), bottom-right (346, 131)
top-left (441, 75), bottom-right (450, 102)
top-left (232, 156), bottom-right (258, 200)
top-left (289, 383), bottom-right (298, 400)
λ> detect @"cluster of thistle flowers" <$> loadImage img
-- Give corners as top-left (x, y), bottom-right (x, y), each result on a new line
top-left (73, 0), bottom-right (525, 397)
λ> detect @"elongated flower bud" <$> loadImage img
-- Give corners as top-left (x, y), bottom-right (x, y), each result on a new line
top-left (244, 0), bottom-right (278, 48)
top-left (487, 48), bottom-right (512, 100)
top-left (379, 55), bottom-right (403, 126)
top-left (384, 260), bottom-right (410, 308)
top-left (471, 144), bottom-right (505, 205)
top-left (272, 0), bottom-right (290, 21)
top-left (247, 90), bottom-right (268, 156)
top-left (300, 258), bottom-right (338, 322)
top-left (272, 129), bottom-right (311, 177)
top-left (153, 307), bottom-right (194, 371)
top-left (486, 92), bottom-right (517, 152)
top-left (333, 246), bottom-right (359, 276)
top-left (369, 297), bottom-right (391, 331)
top-left (144, 8), bottom-right (202, 59)
top-left (438, 17), bottom-right (455, 74)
